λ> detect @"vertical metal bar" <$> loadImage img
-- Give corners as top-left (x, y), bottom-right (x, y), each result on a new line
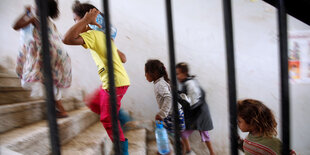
top-left (277, 0), bottom-right (290, 154)
top-left (222, 0), bottom-right (238, 154)
top-left (35, 0), bottom-right (60, 155)
top-left (102, 0), bottom-right (121, 154)
top-left (165, 0), bottom-right (182, 154)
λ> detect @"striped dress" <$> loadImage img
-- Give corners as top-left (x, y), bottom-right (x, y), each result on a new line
top-left (238, 134), bottom-right (282, 155)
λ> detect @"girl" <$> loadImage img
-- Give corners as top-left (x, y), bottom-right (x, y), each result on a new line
top-left (13, 0), bottom-right (72, 118)
top-left (63, 8), bottom-right (130, 155)
top-left (145, 59), bottom-right (185, 154)
top-left (237, 99), bottom-right (296, 155)
top-left (176, 62), bottom-right (215, 155)
top-left (72, 1), bottom-right (131, 128)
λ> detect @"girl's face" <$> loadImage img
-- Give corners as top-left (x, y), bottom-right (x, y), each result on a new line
top-left (145, 72), bottom-right (153, 82)
top-left (73, 13), bottom-right (82, 23)
top-left (176, 68), bottom-right (187, 82)
top-left (237, 116), bottom-right (252, 132)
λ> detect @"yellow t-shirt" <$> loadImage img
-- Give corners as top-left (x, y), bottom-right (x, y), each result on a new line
top-left (80, 30), bottom-right (130, 89)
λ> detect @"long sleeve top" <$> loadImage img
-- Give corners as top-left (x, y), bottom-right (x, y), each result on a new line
top-left (154, 77), bottom-right (172, 119)
top-left (182, 79), bottom-right (201, 107)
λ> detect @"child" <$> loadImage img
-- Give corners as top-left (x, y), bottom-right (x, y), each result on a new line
top-left (176, 62), bottom-right (215, 155)
top-left (13, 0), bottom-right (72, 118)
top-left (144, 59), bottom-right (186, 154)
top-left (237, 99), bottom-right (296, 155)
top-left (72, 1), bottom-right (132, 128)
top-left (63, 8), bottom-right (130, 155)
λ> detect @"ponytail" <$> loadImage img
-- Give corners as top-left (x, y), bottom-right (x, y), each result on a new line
top-left (160, 65), bottom-right (170, 83)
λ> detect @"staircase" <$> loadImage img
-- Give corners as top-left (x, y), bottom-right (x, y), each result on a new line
top-left (0, 65), bottom-right (178, 155)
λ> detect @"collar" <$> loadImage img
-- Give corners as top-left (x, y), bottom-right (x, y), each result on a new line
top-left (181, 76), bottom-right (195, 83)
top-left (154, 77), bottom-right (164, 84)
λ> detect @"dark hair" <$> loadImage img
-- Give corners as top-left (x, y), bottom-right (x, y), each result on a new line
top-left (237, 99), bottom-right (278, 137)
top-left (176, 62), bottom-right (190, 77)
top-left (145, 59), bottom-right (170, 83)
top-left (72, 0), bottom-right (98, 18)
top-left (35, 0), bottom-right (59, 19)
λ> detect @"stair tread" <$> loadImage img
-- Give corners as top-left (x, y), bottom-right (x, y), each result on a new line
top-left (147, 139), bottom-right (176, 155)
top-left (147, 139), bottom-right (158, 155)
top-left (62, 122), bottom-right (110, 155)
top-left (0, 98), bottom-right (81, 114)
top-left (0, 100), bottom-right (45, 114)
top-left (0, 86), bottom-right (28, 91)
top-left (0, 107), bottom-right (92, 146)
top-left (125, 128), bottom-right (147, 155)
top-left (0, 146), bottom-right (22, 155)
top-left (0, 72), bottom-right (19, 78)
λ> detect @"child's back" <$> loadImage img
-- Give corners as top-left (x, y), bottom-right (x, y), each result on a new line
top-left (242, 133), bottom-right (282, 155)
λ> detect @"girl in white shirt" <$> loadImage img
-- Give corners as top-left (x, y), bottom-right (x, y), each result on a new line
top-left (144, 59), bottom-right (185, 134)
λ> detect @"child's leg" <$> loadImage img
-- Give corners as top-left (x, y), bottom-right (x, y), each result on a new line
top-left (181, 130), bottom-right (194, 153)
top-left (86, 87), bottom-right (102, 114)
top-left (99, 86), bottom-right (128, 142)
top-left (119, 108), bottom-right (132, 127)
top-left (54, 87), bottom-right (68, 118)
top-left (199, 131), bottom-right (215, 155)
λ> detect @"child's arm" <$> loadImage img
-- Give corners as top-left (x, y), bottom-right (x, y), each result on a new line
top-left (117, 49), bottom-right (127, 63)
top-left (63, 8), bottom-right (101, 45)
top-left (12, 7), bottom-right (36, 30)
top-left (237, 135), bottom-right (244, 152)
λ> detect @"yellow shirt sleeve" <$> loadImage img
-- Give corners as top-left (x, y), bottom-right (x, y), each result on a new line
top-left (80, 31), bottom-right (95, 49)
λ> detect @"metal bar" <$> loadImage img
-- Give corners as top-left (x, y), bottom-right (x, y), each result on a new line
top-left (165, 0), bottom-right (182, 154)
top-left (277, 0), bottom-right (290, 154)
top-left (222, 0), bottom-right (238, 154)
top-left (102, 0), bottom-right (121, 154)
top-left (35, 0), bottom-right (60, 155)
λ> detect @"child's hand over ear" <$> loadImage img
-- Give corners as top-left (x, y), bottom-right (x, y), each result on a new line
top-left (83, 8), bottom-right (101, 28)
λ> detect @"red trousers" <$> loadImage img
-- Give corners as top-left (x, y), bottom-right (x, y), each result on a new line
top-left (87, 86), bottom-right (129, 142)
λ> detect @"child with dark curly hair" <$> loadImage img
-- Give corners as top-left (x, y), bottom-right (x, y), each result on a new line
top-left (237, 99), bottom-right (296, 155)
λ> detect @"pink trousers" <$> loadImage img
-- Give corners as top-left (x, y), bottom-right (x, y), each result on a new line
top-left (87, 86), bottom-right (129, 142)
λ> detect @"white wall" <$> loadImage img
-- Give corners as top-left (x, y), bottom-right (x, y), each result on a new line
top-left (0, 0), bottom-right (309, 154)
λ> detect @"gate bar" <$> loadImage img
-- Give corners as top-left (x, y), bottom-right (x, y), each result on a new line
top-left (165, 0), bottom-right (182, 154)
top-left (103, 0), bottom-right (121, 154)
top-left (36, 0), bottom-right (60, 154)
top-left (222, 0), bottom-right (238, 154)
top-left (277, 0), bottom-right (290, 154)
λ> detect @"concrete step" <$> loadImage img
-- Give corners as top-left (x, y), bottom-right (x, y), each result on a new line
top-left (0, 146), bottom-right (22, 155)
top-left (0, 99), bottom-right (84, 133)
top-left (62, 122), bottom-right (113, 155)
top-left (0, 107), bottom-right (99, 155)
top-left (147, 139), bottom-right (158, 155)
top-left (125, 128), bottom-right (147, 155)
top-left (0, 72), bottom-right (21, 87)
top-left (0, 100), bottom-right (45, 133)
top-left (147, 139), bottom-right (175, 155)
top-left (63, 120), bottom-right (151, 155)
top-left (0, 86), bottom-right (39, 105)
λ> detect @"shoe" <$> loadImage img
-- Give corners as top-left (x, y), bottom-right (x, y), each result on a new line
top-left (55, 100), bottom-right (68, 118)
top-left (121, 138), bottom-right (129, 155)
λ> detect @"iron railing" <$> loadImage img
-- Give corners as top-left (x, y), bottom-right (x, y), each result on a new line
top-left (36, 0), bottom-right (291, 154)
